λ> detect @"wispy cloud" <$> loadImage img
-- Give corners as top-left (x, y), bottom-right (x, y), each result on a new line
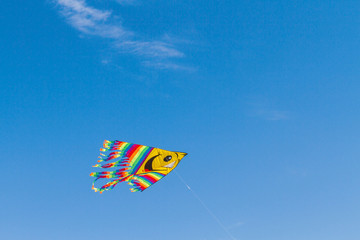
top-left (246, 96), bottom-right (290, 121)
top-left (115, 0), bottom-right (140, 6)
top-left (227, 221), bottom-right (244, 230)
top-left (55, 0), bottom-right (186, 68)
top-left (57, 0), bottom-right (127, 38)
top-left (142, 61), bottom-right (196, 72)
top-left (117, 41), bottom-right (184, 58)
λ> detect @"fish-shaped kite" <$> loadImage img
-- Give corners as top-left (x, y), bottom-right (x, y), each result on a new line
top-left (90, 140), bottom-right (187, 193)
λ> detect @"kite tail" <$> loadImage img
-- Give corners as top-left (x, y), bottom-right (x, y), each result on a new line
top-left (91, 173), bottom-right (133, 193)
top-left (90, 140), bottom-right (132, 193)
top-left (128, 178), bottom-right (145, 192)
top-left (98, 140), bottom-right (129, 163)
top-left (127, 173), bottom-right (166, 192)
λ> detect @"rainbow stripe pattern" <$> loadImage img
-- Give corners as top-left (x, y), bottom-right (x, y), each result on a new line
top-left (90, 140), bottom-right (184, 193)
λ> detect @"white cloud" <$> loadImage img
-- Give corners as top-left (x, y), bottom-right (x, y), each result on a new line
top-left (57, 0), bottom-right (126, 38)
top-left (118, 41), bottom-right (184, 58)
top-left (58, 0), bottom-right (109, 20)
top-left (227, 221), bottom-right (244, 229)
top-left (55, 0), bottom-right (185, 62)
top-left (115, 0), bottom-right (139, 5)
top-left (142, 61), bottom-right (196, 71)
top-left (246, 97), bottom-right (290, 121)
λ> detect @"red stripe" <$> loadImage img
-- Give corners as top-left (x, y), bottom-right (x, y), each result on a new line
top-left (111, 142), bottom-right (125, 150)
top-left (128, 145), bottom-right (143, 160)
top-left (142, 174), bottom-right (158, 183)
top-left (138, 182), bottom-right (147, 190)
top-left (107, 155), bottom-right (117, 161)
top-left (125, 144), bottom-right (141, 158)
top-left (109, 151), bottom-right (120, 156)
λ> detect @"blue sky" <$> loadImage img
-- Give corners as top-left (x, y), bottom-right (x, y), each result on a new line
top-left (1, 1), bottom-right (360, 239)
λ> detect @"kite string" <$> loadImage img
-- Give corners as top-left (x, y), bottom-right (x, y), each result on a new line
top-left (174, 171), bottom-right (237, 240)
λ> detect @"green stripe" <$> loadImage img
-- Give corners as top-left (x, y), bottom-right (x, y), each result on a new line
top-left (130, 146), bottom-right (150, 170)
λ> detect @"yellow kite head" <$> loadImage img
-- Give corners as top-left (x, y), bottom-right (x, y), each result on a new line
top-left (138, 149), bottom-right (187, 175)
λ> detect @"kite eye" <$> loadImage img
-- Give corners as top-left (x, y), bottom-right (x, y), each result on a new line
top-left (164, 155), bottom-right (172, 162)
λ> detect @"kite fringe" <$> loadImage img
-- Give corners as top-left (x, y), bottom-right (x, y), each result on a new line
top-left (129, 178), bottom-right (145, 192)
top-left (90, 140), bottom-right (133, 193)
top-left (91, 175), bottom-right (133, 193)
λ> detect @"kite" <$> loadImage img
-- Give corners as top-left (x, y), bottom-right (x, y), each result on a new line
top-left (90, 140), bottom-right (187, 193)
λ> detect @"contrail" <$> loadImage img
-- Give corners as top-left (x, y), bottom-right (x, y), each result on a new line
top-left (174, 171), bottom-right (237, 240)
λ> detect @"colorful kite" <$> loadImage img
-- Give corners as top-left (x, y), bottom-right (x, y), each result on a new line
top-left (90, 140), bottom-right (187, 193)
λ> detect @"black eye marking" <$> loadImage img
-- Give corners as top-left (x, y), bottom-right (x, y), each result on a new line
top-left (164, 155), bottom-right (172, 162)
top-left (145, 154), bottom-right (160, 172)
